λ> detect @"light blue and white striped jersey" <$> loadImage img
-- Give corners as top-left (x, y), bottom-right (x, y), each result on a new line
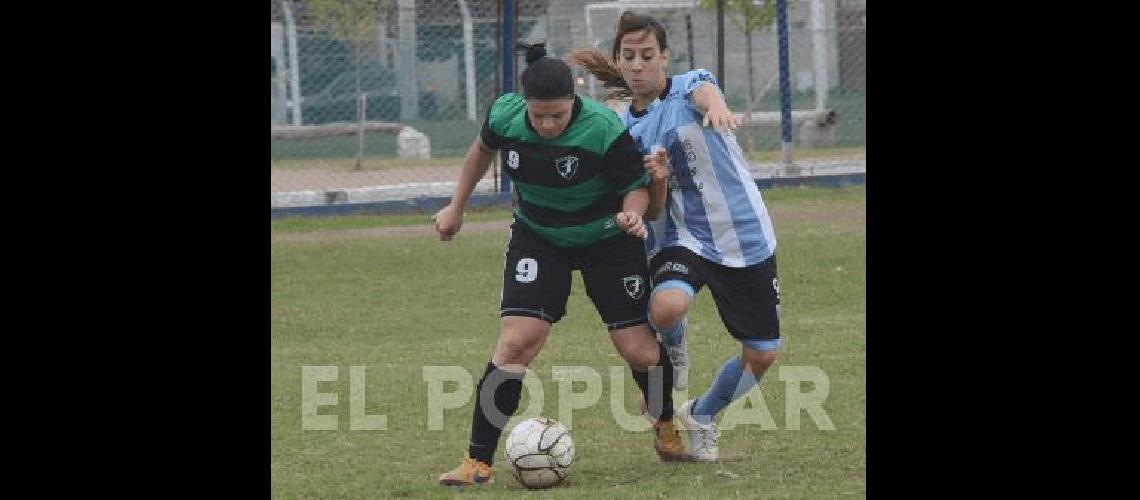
top-left (621, 69), bottom-right (777, 268)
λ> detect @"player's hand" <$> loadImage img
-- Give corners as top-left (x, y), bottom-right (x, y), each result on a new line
top-left (432, 204), bottom-right (464, 241)
top-left (643, 148), bottom-right (669, 183)
top-left (615, 211), bottom-right (647, 239)
top-left (702, 104), bottom-right (741, 134)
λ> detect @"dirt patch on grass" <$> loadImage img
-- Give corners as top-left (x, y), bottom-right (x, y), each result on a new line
top-left (272, 219), bottom-right (513, 243)
top-left (272, 200), bottom-right (864, 243)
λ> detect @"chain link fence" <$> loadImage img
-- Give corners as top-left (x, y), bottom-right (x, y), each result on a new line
top-left (271, 0), bottom-right (865, 209)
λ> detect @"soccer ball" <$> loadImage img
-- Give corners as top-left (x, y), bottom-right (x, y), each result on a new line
top-left (503, 417), bottom-right (575, 489)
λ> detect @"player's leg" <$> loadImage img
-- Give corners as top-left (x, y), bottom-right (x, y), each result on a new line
top-left (607, 322), bottom-right (688, 461)
top-left (676, 254), bottom-right (781, 461)
top-left (440, 224), bottom-right (572, 486)
top-left (647, 247), bottom-right (706, 390)
top-left (581, 235), bottom-right (686, 461)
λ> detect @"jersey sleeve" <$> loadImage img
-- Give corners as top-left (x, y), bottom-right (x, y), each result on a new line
top-left (480, 94), bottom-right (520, 150)
top-left (479, 107), bottom-right (507, 150)
top-left (680, 68), bottom-right (719, 97)
top-left (601, 129), bottom-right (650, 196)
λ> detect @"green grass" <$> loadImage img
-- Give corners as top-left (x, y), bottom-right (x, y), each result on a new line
top-left (759, 184), bottom-right (866, 203)
top-left (271, 185), bottom-right (865, 498)
top-left (745, 146), bottom-right (864, 163)
top-left (270, 184), bottom-right (863, 234)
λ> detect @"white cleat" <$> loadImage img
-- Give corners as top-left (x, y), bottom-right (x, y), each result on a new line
top-left (676, 399), bottom-right (720, 462)
top-left (662, 318), bottom-right (689, 390)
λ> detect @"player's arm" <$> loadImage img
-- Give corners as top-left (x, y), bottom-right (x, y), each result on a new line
top-left (643, 148), bottom-right (668, 221)
top-left (692, 82), bottom-right (741, 134)
top-left (436, 100), bottom-right (510, 241)
top-left (617, 186), bottom-right (649, 239)
top-left (433, 137), bottom-right (497, 241)
top-left (451, 137), bottom-right (497, 211)
top-left (601, 129), bottom-right (651, 238)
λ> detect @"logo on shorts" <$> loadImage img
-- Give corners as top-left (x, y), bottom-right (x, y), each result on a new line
top-left (554, 155), bottom-right (578, 180)
top-left (507, 150), bottom-right (519, 169)
top-left (653, 261), bottom-right (690, 279)
top-left (773, 278), bottom-right (781, 318)
top-left (622, 275), bottom-right (645, 300)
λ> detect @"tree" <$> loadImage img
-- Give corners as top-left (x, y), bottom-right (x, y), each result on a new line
top-left (306, 0), bottom-right (393, 168)
top-left (698, 0), bottom-right (779, 154)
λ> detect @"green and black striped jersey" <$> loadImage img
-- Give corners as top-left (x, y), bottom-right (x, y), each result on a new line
top-left (480, 93), bottom-right (648, 247)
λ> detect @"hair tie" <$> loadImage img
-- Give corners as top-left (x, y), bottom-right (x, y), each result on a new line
top-left (517, 41), bottom-right (548, 65)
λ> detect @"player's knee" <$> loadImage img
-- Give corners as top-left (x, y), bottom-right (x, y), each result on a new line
top-left (622, 346), bottom-right (659, 371)
top-left (649, 292), bottom-right (689, 329)
top-left (741, 348), bottom-right (777, 376)
top-left (496, 342), bottom-right (537, 365)
top-left (496, 343), bottom-right (528, 365)
top-left (624, 355), bottom-right (661, 373)
top-left (495, 323), bottom-right (547, 365)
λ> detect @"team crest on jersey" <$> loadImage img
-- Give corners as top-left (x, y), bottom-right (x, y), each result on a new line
top-left (554, 155), bottom-right (578, 180)
top-left (622, 275), bottom-right (646, 300)
top-left (507, 150), bottom-right (520, 169)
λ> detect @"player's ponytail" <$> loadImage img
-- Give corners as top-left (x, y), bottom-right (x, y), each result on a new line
top-left (567, 48), bottom-right (632, 101)
top-left (517, 41), bottom-right (574, 100)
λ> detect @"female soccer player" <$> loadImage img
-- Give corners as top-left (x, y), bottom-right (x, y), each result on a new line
top-left (433, 41), bottom-right (685, 486)
top-left (571, 11), bottom-right (782, 462)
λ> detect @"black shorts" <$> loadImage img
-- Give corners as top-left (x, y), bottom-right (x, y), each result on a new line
top-left (649, 246), bottom-right (780, 342)
top-left (500, 221), bottom-right (650, 330)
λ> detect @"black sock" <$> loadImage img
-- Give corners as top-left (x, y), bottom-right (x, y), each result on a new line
top-left (468, 362), bottom-right (524, 465)
top-left (631, 342), bottom-right (674, 422)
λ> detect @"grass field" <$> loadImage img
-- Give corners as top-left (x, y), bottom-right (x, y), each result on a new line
top-left (271, 185), bottom-right (866, 498)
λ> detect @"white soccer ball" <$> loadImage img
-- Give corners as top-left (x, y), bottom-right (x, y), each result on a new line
top-left (503, 417), bottom-right (575, 489)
